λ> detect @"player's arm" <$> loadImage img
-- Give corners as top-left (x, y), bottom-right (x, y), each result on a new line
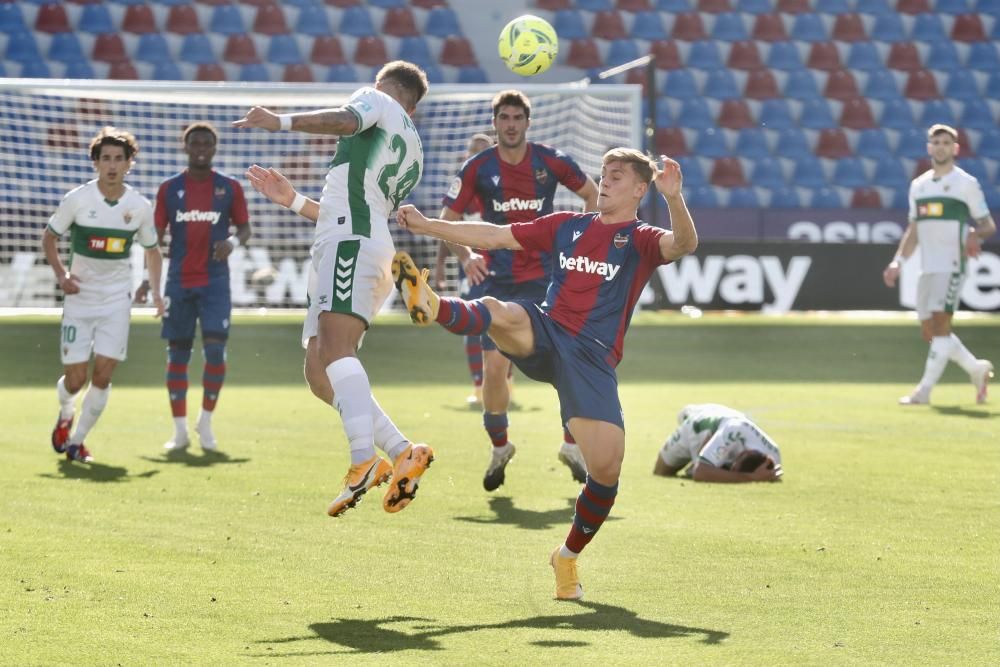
top-left (41, 228), bottom-right (80, 295)
top-left (439, 206), bottom-right (488, 284)
top-left (965, 214), bottom-right (997, 258)
top-left (233, 106), bottom-right (358, 136)
top-left (691, 458), bottom-right (781, 483)
top-left (574, 176), bottom-right (599, 212)
top-left (398, 205), bottom-right (522, 250)
top-left (654, 157), bottom-right (698, 261)
top-left (143, 245), bottom-right (165, 317)
top-left (653, 457), bottom-right (684, 477)
top-left (883, 222), bottom-right (918, 287)
top-left (246, 165), bottom-right (320, 223)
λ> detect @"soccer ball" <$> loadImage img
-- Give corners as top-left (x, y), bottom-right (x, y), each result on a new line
top-left (498, 15), bottom-right (558, 77)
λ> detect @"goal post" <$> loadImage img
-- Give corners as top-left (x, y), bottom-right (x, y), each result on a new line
top-left (0, 78), bottom-right (641, 309)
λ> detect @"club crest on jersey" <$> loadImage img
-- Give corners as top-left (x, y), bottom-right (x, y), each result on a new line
top-left (613, 232), bottom-right (629, 248)
top-left (534, 168), bottom-right (548, 185)
top-left (123, 211), bottom-right (133, 224)
top-left (215, 187), bottom-right (226, 199)
top-left (177, 189), bottom-right (184, 199)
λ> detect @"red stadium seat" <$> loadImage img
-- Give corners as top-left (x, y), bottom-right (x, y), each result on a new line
top-left (887, 43), bottom-right (922, 71)
top-left (831, 13), bottom-right (866, 42)
top-left (751, 14), bottom-right (787, 42)
top-left (896, 0), bottom-right (931, 13)
top-left (745, 69), bottom-right (780, 98)
top-left (649, 40), bottom-right (682, 69)
top-left (671, 13), bottom-right (707, 41)
top-left (696, 0), bottom-right (731, 12)
top-left (121, 5), bottom-right (156, 34)
top-left (440, 36), bottom-right (477, 67)
top-left (624, 68), bottom-right (649, 96)
top-left (253, 4), bottom-right (289, 35)
top-left (166, 5), bottom-right (201, 34)
top-left (617, 0), bottom-right (652, 11)
top-left (951, 15), bottom-right (986, 42)
top-left (839, 97), bottom-right (875, 129)
top-left (310, 36), bottom-right (346, 65)
top-left (354, 36), bottom-right (389, 66)
top-left (654, 128), bottom-right (689, 156)
top-left (591, 11), bottom-right (627, 41)
top-left (776, 0), bottom-right (809, 12)
top-left (824, 70), bottom-right (859, 100)
top-left (109, 61), bottom-right (139, 80)
top-left (815, 128), bottom-right (851, 158)
top-left (710, 157), bottom-right (747, 187)
top-left (35, 4), bottom-right (71, 34)
top-left (904, 70), bottom-right (940, 100)
top-left (850, 188), bottom-right (882, 208)
top-left (283, 64), bottom-right (315, 82)
top-left (196, 63), bottom-right (227, 81)
top-left (76, 97), bottom-right (110, 123)
top-left (913, 158), bottom-right (931, 177)
top-left (955, 128), bottom-right (975, 156)
top-left (382, 8), bottom-right (418, 37)
top-left (93, 34), bottom-right (128, 63)
top-left (717, 99), bottom-right (755, 129)
top-left (727, 41), bottom-right (762, 70)
top-left (223, 34), bottom-right (259, 64)
top-left (807, 42), bottom-right (842, 71)
top-left (566, 39), bottom-right (602, 69)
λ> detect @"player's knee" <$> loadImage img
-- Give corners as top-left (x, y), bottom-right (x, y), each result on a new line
top-left (168, 338), bottom-right (194, 363)
top-left (203, 340), bottom-right (226, 365)
top-left (64, 369), bottom-right (87, 394)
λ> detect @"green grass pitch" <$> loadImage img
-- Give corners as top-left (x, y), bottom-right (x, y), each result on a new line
top-left (2, 312), bottom-right (998, 666)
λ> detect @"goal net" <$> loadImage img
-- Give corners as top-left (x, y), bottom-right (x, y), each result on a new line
top-left (0, 79), bottom-right (640, 309)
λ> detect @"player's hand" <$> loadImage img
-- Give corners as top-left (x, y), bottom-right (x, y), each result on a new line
top-left (653, 155), bottom-right (683, 200)
top-left (133, 280), bottom-right (150, 304)
top-left (246, 164), bottom-right (295, 208)
top-left (396, 204), bottom-right (428, 232)
top-left (213, 239), bottom-right (235, 262)
top-left (232, 106), bottom-right (280, 132)
top-left (750, 459), bottom-right (782, 482)
top-left (432, 260), bottom-right (446, 290)
top-left (152, 295), bottom-right (165, 319)
top-left (58, 272), bottom-right (81, 295)
top-left (965, 233), bottom-right (983, 258)
top-left (883, 262), bottom-right (901, 288)
top-left (462, 253), bottom-right (488, 285)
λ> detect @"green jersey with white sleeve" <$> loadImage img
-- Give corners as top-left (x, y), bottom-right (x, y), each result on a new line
top-left (908, 166), bottom-right (989, 274)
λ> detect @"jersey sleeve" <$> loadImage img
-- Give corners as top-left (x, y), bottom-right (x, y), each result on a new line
top-left (509, 212), bottom-right (571, 252)
top-left (154, 181), bottom-right (169, 231)
top-left (964, 176), bottom-right (990, 220)
top-left (544, 147), bottom-right (588, 192)
top-left (442, 158), bottom-right (478, 214)
top-left (133, 198), bottom-right (158, 248)
top-left (229, 178), bottom-right (250, 227)
top-left (343, 87), bottom-right (387, 136)
top-left (634, 224), bottom-right (670, 265)
top-left (696, 421), bottom-right (742, 468)
top-left (47, 189), bottom-right (79, 236)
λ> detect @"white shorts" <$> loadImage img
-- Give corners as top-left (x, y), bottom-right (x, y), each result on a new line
top-left (302, 237), bottom-right (394, 346)
top-left (60, 302), bottom-right (131, 364)
top-left (915, 271), bottom-right (965, 321)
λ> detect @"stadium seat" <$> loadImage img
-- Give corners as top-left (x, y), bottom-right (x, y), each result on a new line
top-left (919, 99), bottom-right (957, 127)
top-left (816, 128), bottom-right (852, 158)
top-left (208, 5), bottom-right (244, 35)
top-left (369, 0), bottom-right (405, 7)
top-left (684, 185), bottom-right (720, 207)
top-left (758, 98), bottom-right (795, 129)
top-left (847, 43), bottom-right (884, 73)
top-left (726, 41), bottom-right (762, 70)
top-left (109, 61), bottom-right (139, 80)
top-left (196, 63), bottom-right (226, 81)
top-left (815, 0), bottom-right (852, 12)
top-left (911, 13), bottom-right (947, 43)
top-left (733, 128), bottom-right (769, 159)
top-left (960, 98), bottom-right (996, 130)
top-left (339, 6), bottom-right (376, 37)
top-left (553, 10), bottom-right (589, 41)
top-left (831, 156), bottom-right (868, 186)
top-left (630, 11), bottom-right (667, 41)
top-left (695, 128), bottom-right (730, 157)
top-left (896, 0), bottom-right (932, 12)
top-left (76, 4), bottom-right (115, 33)
top-left (904, 70), bottom-right (941, 99)
top-left (951, 15), bottom-right (986, 42)
top-left (750, 157), bottom-right (786, 188)
top-left (896, 127), bottom-right (930, 158)
top-left (326, 0), bottom-right (363, 6)
top-left (93, 34), bottom-right (129, 63)
top-left (862, 69), bottom-right (902, 100)
top-left (726, 187), bottom-right (760, 207)
top-left (122, 4), bottom-right (156, 34)
top-left (618, 0), bottom-right (652, 9)
top-left (783, 70), bottom-right (820, 100)
top-left (955, 127), bottom-right (976, 155)
top-left (872, 156), bottom-right (909, 188)
top-left (64, 60), bottom-right (96, 79)
top-left (710, 157), bottom-right (746, 186)
top-left (135, 32), bottom-right (172, 64)
top-left (686, 41), bottom-right (723, 69)
top-left (440, 37), bottom-right (477, 67)
top-left (777, 0), bottom-right (809, 11)
top-left (936, 0), bottom-right (971, 14)
top-left (20, 59), bottom-right (50, 78)
top-left (824, 70), bottom-right (860, 100)
top-left (711, 13), bottom-right (748, 42)
top-left (239, 63), bottom-right (270, 81)
top-left (254, 4), bottom-right (289, 35)
top-left (577, 0), bottom-right (613, 9)
top-left (457, 66), bottom-right (489, 83)
top-left (984, 71), bottom-right (1000, 100)
top-left (48, 32), bottom-right (86, 64)
top-left (223, 34), bottom-right (259, 64)
top-left (886, 42), bottom-right (922, 71)
top-left (676, 156), bottom-right (707, 185)
top-left (697, 0), bottom-right (731, 11)
top-left (966, 42), bottom-right (1000, 72)
top-left (283, 63), bottom-right (314, 82)
top-left (984, 187), bottom-right (1000, 211)
top-left (734, 0), bottom-right (769, 11)
top-left (831, 13), bottom-right (867, 42)
top-left (798, 98), bottom-right (836, 129)
top-left (354, 36), bottom-right (388, 66)
top-left (592, 12), bottom-right (628, 40)
top-left (810, 186), bottom-right (844, 208)
top-left (663, 69), bottom-right (698, 98)
top-left (924, 41), bottom-right (961, 71)
top-left (265, 34), bottom-right (302, 64)
top-left (792, 156), bottom-right (828, 188)
top-left (179, 34), bottom-right (217, 65)
top-left (606, 39), bottom-right (640, 67)
top-left (671, 13), bottom-right (707, 41)
top-left (855, 128), bottom-right (893, 159)
top-left (677, 98), bottom-right (715, 128)
top-left (751, 14), bottom-right (788, 42)
top-left (790, 13), bottom-right (827, 42)
top-left (774, 127), bottom-right (811, 159)
top-left (807, 42), bottom-right (842, 71)
top-left (717, 100), bottom-right (754, 128)
top-left (165, 4), bottom-right (201, 34)
top-left (657, 0), bottom-right (692, 9)
top-left (650, 40), bottom-right (682, 69)
top-left (744, 69), bottom-right (779, 98)
top-left (840, 97), bottom-right (877, 129)
top-left (765, 41), bottom-right (803, 70)
top-left (424, 7), bottom-right (462, 38)
top-left (325, 63), bottom-right (359, 82)
top-left (850, 187), bottom-right (882, 208)
top-left (879, 98), bottom-right (917, 130)
top-left (767, 186), bottom-right (801, 208)
top-left (537, 0), bottom-right (572, 8)
top-left (703, 69), bottom-right (741, 99)
top-left (655, 127), bottom-right (689, 156)
top-left (566, 39), bottom-right (602, 69)
top-left (397, 36), bottom-right (434, 70)
top-left (974, 0), bottom-right (1000, 15)
top-left (35, 4), bottom-right (71, 34)
top-left (295, 5), bottom-right (333, 36)
top-left (870, 13), bottom-right (906, 42)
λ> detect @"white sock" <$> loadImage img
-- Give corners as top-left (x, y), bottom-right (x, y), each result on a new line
top-left (948, 333), bottom-right (979, 375)
top-left (173, 416), bottom-right (188, 440)
top-left (69, 384), bottom-right (110, 445)
top-left (56, 376), bottom-right (78, 419)
top-left (197, 408), bottom-right (212, 429)
top-left (917, 336), bottom-right (954, 393)
top-left (559, 544), bottom-right (579, 559)
top-left (372, 394), bottom-right (409, 461)
top-left (326, 357), bottom-right (376, 465)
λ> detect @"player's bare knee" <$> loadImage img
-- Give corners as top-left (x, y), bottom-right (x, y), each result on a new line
top-left (64, 368), bottom-right (87, 393)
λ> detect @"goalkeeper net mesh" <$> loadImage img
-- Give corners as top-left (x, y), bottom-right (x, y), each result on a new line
top-left (0, 79), bottom-right (640, 308)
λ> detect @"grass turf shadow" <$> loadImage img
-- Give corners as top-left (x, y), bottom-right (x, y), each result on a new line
top-left (453, 496), bottom-right (622, 531)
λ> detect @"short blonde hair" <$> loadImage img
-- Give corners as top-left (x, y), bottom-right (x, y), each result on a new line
top-left (602, 147), bottom-right (656, 183)
top-left (927, 124), bottom-right (958, 141)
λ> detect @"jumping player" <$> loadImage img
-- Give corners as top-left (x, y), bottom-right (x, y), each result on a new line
top-left (393, 149), bottom-right (697, 599)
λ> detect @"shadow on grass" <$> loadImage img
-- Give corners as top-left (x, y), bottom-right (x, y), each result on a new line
top-left (452, 496), bottom-right (621, 531)
top-left (251, 601), bottom-right (728, 656)
top-left (139, 450), bottom-right (250, 468)
top-left (441, 399), bottom-right (539, 414)
top-left (39, 459), bottom-right (160, 483)
top-left (931, 405), bottom-right (995, 419)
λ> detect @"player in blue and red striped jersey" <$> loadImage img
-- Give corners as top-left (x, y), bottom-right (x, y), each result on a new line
top-left (146, 122), bottom-right (251, 453)
top-left (393, 149), bottom-right (697, 600)
top-left (440, 90), bottom-right (598, 491)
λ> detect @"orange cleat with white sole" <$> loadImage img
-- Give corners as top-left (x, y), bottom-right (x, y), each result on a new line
top-left (383, 443), bottom-right (434, 513)
top-left (391, 251), bottom-right (439, 326)
top-left (327, 455), bottom-right (392, 518)
top-left (550, 547), bottom-right (584, 600)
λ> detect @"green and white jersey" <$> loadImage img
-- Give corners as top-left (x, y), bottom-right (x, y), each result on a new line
top-left (908, 166), bottom-right (989, 274)
top-left (317, 86), bottom-right (423, 249)
top-left (48, 180), bottom-right (156, 309)
top-left (660, 404), bottom-right (746, 470)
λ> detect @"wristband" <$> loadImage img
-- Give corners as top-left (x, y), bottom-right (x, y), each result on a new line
top-left (278, 114), bottom-right (293, 131)
top-left (289, 192), bottom-right (307, 215)
top-left (892, 254), bottom-right (903, 264)
top-left (227, 234), bottom-right (240, 248)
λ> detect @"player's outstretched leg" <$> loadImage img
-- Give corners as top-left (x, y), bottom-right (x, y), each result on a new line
top-left (383, 443), bottom-right (435, 513)
top-left (971, 359), bottom-right (994, 404)
top-left (327, 455), bottom-right (393, 517)
top-left (392, 251), bottom-right (439, 325)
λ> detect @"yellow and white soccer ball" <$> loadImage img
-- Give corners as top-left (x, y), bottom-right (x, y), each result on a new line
top-left (498, 15), bottom-right (558, 77)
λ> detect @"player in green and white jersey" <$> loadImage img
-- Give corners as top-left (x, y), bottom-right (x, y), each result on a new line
top-left (42, 126), bottom-right (163, 463)
top-left (653, 404), bottom-right (783, 483)
top-left (883, 124), bottom-right (996, 405)
top-left (235, 61), bottom-right (434, 518)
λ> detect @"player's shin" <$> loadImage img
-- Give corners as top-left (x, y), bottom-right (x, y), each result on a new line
top-left (326, 357), bottom-right (377, 464)
top-left (437, 298), bottom-right (492, 335)
top-left (69, 383), bottom-right (111, 446)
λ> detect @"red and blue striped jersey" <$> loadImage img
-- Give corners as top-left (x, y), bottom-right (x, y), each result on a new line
top-left (510, 212), bottom-right (670, 366)
top-left (443, 142), bottom-right (588, 285)
top-left (155, 170), bottom-right (248, 289)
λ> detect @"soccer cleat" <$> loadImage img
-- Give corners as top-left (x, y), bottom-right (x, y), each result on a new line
top-left (197, 423), bottom-right (218, 452)
top-left (558, 442), bottom-right (588, 484)
top-left (483, 442), bottom-right (516, 491)
top-left (163, 435), bottom-right (191, 452)
top-left (391, 251), bottom-right (439, 326)
top-left (971, 359), bottom-right (994, 404)
top-left (898, 388), bottom-right (930, 405)
top-left (65, 443), bottom-right (93, 463)
top-left (383, 443), bottom-right (435, 513)
top-left (327, 456), bottom-right (393, 518)
top-left (550, 547), bottom-right (584, 600)
top-left (51, 415), bottom-right (73, 454)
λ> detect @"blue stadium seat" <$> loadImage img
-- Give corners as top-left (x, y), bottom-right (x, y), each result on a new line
top-left (974, 0), bottom-right (1000, 16)
top-left (78, 4), bottom-right (115, 34)
top-left (765, 41), bottom-right (804, 71)
top-left (985, 72), bottom-right (1000, 100)
top-left (783, 69), bottom-right (820, 100)
top-left (48, 32), bottom-right (85, 64)
top-left (677, 98), bottom-right (715, 129)
top-left (791, 155), bottom-right (827, 188)
top-left (935, 0), bottom-right (970, 14)
top-left (663, 69), bottom-right (698, 99)
top-left (458, 66), bottom-right (489, 83)
top-left (424, 7), bottom-right (462, 38)
top-left (815, 0), bottom-right (852, 13)
top-left (267, 35), bottom-right (303, 65)
top-left (750, 157), bottom-right (786, 188)
top-left (896, 127), bottom-right (930, 158)
top-left (856, 128), bottom-right (893, 159)
top-left (135, 33), bottom-right (171, 65)
top-left (880, 98), bottom-right (916, 129)
top-left (966, 42), bottom-right (1000, 72)
top-left (4, 31), bottom-right (41, 63)
top-left (789, 13), bottom-right (828, 42)
top-left (809, 186), bottom-right (844, 208)
top-left (888, 186), bottom-right (909, 210)
top-left (686, 41), bottom-right (723, 70)
top-left (774, 127), bottom-right (811, 159)
top-left (846, 42), bottom-right (883, 71)
top-left (758, 99), bottom-right (795, 130)
top-left (63, 59), bottom-right (94, 78)
top-left (606, 39), bottom-right (641, 68)
top-left (340, 7), bottom-right (376, 38)
top-left (685, 185), bottom-right (719, 207)
top-left (943, 70), bottom-right (982, 102)
top-left (422, 64), bottom-right (445, 84)
top-left (294, 4), bottom-right (332, 37)
top-left (0, 4), bottom-right (25, 34)
top-left (977, 127), bottom-right (1000, 158)
top-left (209, 4), bottom-right (245, 35)
top-left (239, 63), bottom-right (271, 82)
top-left (711, 13), bottom-right (748, 42)
top-left (925, 41), bottom-right (961, 71)
top-left (870, 14), bottom-right (906, 42)
top-left (577, 0), bottom-right (613, 10)
top-left (554, 10), bottom-right (589, 41)
top-left (872, 156), bottom-right (908, 188)
top-left (798, 98), bottom-right (836, 129)
top-left (960, 98), bottom-right (996, 130)
top-left (727, 187), bottom-right (760, 207)
top-left (630, 12), bottom-right (667, 41)
top-left (862, 69), bottom-right (902, 101)
top-left (693, 128), bottom-right (729, 158)
top-left (858, 0), bottom-right (896, 17)
top-left (985, 187), bottom-right (1000, 210)
top-left (369, 0), bottom-right (405, 7)
top-left (703, 70), bottom-right (741, 100)
top-left (910, 14), bottom-right (946, 43)
top-left (179, 34), bottom-right (217, 65)
top-left (398, 36), bottom-right (435, 70)
top-left (735, 0), bottom-right (772, 14)
top-left (768, 186), bottom-right (801, 208)
top-left (653, 98), bottom-right (673, 127)
top-left (21, 60), bottom-right (51, 78)
top-left (734, 128), bottom-right (769, 159)
top-left (958, 157), bottom-right (990, 184)
top-left (676, 157), bottom-right (706, 186)
top-left (832, 157), bottom-right (869, 187)
top-left (325, 63), bottom-right (359, 82)
top-left (919, 99), bottom-right (957, 128)
top-left (153, 60), bottom-right (184, 80)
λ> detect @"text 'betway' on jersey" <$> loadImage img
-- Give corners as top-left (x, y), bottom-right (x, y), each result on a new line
top-left (559, 252), bottom-right (621, 281)
top-left (174, 210), bottom-right (222, 224)
top-left (493, 197), bottom-right (544, 213)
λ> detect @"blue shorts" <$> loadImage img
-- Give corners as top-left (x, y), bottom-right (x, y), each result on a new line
top-left (481, 277), bottom-right (547, 352)
top-left (503, 303), bottom-right (624, 429)
top-left (161, 281), bottom-right (232, 341)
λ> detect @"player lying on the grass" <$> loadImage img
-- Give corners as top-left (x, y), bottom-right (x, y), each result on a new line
top-left (883, 123), bottom-right (995, 406)
top-left (43, 126), bottom-right (163, 463)
top-left (653, 404), bottom-right (783, 483)
top-left (234, 61), bottom-right (434, 518)
top-left (392, 149), bottom-right (697, 600)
